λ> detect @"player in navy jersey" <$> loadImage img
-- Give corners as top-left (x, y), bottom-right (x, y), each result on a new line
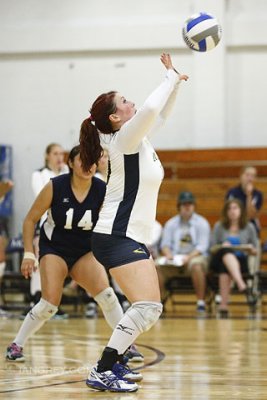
top-left (24, 142), bottom-right (69, 319)
top-left (79, 53), bottom-right (189, 392)
top-left (5, 146), bottom-right (140, 380)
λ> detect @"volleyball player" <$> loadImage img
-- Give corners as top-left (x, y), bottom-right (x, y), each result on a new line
top-left (79, 53), bottom-right (188, 392)
top-left (26, 142), bottom-right (69, 319)
top-left (5, 145), bottom-right (142, 382)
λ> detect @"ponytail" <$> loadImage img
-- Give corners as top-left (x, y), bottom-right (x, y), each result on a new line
top-left (79, 119), bottom-right (103, 171)
top-left (80, 91), bottom-right (117, 170)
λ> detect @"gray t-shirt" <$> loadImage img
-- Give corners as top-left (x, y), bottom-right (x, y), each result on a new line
top-left (210, 221), bottom-right (258, 248)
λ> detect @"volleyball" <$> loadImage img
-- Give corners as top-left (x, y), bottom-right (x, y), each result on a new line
top-left (182, 12), bottom-right (222, 52)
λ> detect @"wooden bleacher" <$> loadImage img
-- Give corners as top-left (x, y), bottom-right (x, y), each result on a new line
top-left (156, 147), bottom-right (267, 243)
top-left (156, 147), bottom-right (267, 310)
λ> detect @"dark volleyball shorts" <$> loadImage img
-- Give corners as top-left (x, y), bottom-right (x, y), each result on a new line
top-left (39, 238), bottom-right (90, 270)
top-left (91, 232), bottom-right (150, 270)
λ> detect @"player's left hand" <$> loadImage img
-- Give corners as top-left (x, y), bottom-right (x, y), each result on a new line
top-left (160, 53), bottom-right (189, 81)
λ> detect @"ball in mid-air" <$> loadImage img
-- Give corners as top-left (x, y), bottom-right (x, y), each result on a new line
top-left (182, 12), bottom-right (222, 52)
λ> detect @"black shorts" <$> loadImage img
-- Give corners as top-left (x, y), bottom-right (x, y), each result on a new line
top-left (210, 248), bottom-right (248, 275)
top-left (39, 239), bottom-right (90, 270)
top-left (91, 232), bottom-right (150, 270)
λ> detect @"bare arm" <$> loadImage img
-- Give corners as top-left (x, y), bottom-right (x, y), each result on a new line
top-left (21, 181), bottom-right (53, 279)
top-left (246, 192), bottom-right (259, 220)
top-left (0, 180), bottom-right (13, 198)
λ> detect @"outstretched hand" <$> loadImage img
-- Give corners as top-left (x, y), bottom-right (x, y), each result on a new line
top-left (160, 53), bottom-right (174, 70)
top-left (160, 53), bottom-right (189, 81)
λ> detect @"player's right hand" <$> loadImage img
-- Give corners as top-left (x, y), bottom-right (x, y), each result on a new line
top-left (21, 259), bottom-right (36, 279)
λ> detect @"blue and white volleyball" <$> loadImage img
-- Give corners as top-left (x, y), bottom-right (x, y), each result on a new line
top-left (182, 12), bottom-right (222, 52)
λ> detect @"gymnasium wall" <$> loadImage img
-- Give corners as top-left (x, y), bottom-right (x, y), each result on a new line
top-left (0, 0), bottom-right (266, 234)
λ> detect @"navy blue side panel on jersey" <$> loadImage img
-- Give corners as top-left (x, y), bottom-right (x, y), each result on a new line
top-left (112, 153), bottom-right (139, 236)
top-left (39, 174), bottom-right (106, 259)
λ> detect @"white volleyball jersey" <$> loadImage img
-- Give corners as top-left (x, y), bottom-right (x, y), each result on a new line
top-left (94, 69), bottom-right (182, 244)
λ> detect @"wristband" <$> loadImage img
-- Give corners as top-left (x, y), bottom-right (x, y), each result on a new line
top-left (23, 252), bottom-right (36, 261)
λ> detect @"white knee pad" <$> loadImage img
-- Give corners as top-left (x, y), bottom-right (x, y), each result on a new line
top-left (94, 287), bottom-right (119, 311)
top-left (125, 301), bottom-right (163, 333)
top-left (30, 298), bottom-right (58, 321)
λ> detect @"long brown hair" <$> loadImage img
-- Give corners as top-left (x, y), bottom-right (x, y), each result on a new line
top-left (79, 91), bottom-right (117, 171)
top-left (221, 199), bottom-right (248, 229)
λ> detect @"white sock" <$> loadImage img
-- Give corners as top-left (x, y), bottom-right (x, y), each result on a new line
top-left (102, 305), bottom-right (124, 330)
top-left (0, 261), bottom-right (6, 279)
top-left (197, 299), bottom-right (205, 306)
top-left (14, 311), bottom-right (46, 347)
top-left (107, 314), bottom-right (142, 355)
top-left (94, 289), bottom-right (123, 330)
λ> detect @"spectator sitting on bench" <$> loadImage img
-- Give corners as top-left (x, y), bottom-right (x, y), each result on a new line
top-left (209, 198), bottom-right (258, 318)
top-left (158, 191), bottom-right (210, 313)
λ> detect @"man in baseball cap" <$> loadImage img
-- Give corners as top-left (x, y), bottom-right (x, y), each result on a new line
top-left (177, 191), bottom-right (195, 205)
top-left (158, 191), bottom-right (210, 313)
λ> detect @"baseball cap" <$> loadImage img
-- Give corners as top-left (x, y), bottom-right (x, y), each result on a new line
top-left (177, 191), bottom-right (195, 205)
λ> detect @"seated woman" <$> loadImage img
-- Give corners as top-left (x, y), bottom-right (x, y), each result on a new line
top-left (209, 199), bottom-right (258, 317)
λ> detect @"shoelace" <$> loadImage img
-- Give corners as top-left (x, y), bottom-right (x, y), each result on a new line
top-left (113, 363), bottom-right (133, 376)
top-left (97, 370), bottom-right (121, 386)
top-left (10, 343), bottom-right (22, 355)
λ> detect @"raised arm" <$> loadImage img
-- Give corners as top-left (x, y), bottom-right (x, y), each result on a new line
top-left (113, 53), bottom-right (189, 154)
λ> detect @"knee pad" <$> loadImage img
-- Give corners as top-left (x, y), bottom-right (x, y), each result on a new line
top-left (125, 301), bottom-right (163, 333)
top-left (94, 287), bottom-right (119, 311)
top-left (30, 298), bottom-right (58, 321)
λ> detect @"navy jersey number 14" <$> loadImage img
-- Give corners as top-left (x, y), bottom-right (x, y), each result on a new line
top-left (40, 174), bottom-right (106, 254)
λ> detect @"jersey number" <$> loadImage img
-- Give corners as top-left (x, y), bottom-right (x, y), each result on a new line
top-left (64, 208), bottom-right (93, 231)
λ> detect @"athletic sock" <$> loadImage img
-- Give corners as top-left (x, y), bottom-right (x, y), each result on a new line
top-left (106, 313), bottom-right (141, 355)
top-left (14, 310), bottom-right (46, 347)
top-left (0, 261), bottom-right (6, 279)
top-left (94, 290), bottom-right (123, 330)
top-left (97, 347), bottom-right (120, 372)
